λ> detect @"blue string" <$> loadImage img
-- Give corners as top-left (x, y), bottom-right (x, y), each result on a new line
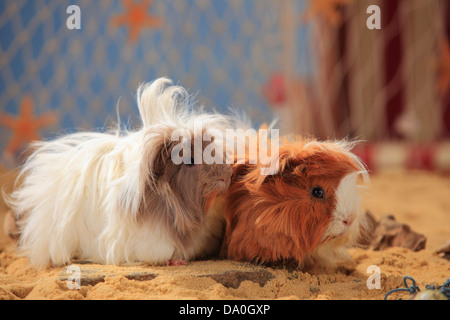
top-left (384, 276), bottom-right (450, 300)
top-left (384, 276), bottom-right (420, 300)
top-left (425, 278), bottom-right (450, 299)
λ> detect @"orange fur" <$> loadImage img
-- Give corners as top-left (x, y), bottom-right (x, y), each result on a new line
top-left (221, 138), bottom-right (366, 267)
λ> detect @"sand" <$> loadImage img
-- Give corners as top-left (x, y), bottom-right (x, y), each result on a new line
top-left (0, 167), bottom-right (449, 300)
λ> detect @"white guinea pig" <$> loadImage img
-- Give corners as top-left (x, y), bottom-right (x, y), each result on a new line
top-left (5, 78), bottom-right (232, 268)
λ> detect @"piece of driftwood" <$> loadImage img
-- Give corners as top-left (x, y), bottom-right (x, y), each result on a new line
top-left (368, 214), bottom-right (427, 252)
top-left (436, 240), bottom-right (450, 261)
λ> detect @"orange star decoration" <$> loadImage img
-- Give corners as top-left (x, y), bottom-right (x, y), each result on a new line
top-left (303, 0), bottom-right (352, 25)
top-left (111, 0), bottom-right (163, 43)
top-left (0, 94), bottom-right (58, 160)
top-left (437, 37), bottom-right (450, 95)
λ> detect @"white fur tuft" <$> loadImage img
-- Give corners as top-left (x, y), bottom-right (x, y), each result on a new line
top-left (6, 78), bottom-right (230, 268)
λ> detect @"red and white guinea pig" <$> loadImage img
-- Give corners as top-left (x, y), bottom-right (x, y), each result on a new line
top-left (220, 138), bottom-right (369, 269)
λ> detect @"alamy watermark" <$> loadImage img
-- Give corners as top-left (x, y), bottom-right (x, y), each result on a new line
top-left (66, 264), bottom-right (81, 290)
top-left (170, 120), bottom-right (280, 175)
top-left (366, 265), bottom-right (381, 289)
top-left (66, 5), bottom-right (81, 30)
top-left (65, 263), bottom-right (382, 290)
top-left (366, 5), bottom-right (381, 30)
top-left (66, 4), bottom-right (380, 31)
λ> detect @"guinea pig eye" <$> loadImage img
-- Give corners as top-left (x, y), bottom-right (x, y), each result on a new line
top-left (311, 186), bottom-right (325, 199)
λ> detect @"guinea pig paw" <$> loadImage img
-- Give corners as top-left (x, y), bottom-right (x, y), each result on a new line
top-left (165, 259), bottom-right (187, 266)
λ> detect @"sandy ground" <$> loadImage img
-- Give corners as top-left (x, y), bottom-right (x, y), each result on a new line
top-left (0, 167), bottom-right (449, 300)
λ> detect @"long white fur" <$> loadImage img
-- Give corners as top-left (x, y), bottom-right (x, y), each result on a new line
top-left (5, 78), bottom-right (230, 268)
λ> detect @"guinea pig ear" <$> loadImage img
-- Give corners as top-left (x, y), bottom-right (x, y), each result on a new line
top-left (233, 147), bottom-right (295, 192)
top-left (232, 162), bottom-right (256, 178)
top-left (272, 146), bottom-right (303, 175)
top-left (230, 163), bottom-right (269, 193)
top-left (151, 138), bottom-right (178, 179)
top-left (152, 144), bottom-right (167, 179)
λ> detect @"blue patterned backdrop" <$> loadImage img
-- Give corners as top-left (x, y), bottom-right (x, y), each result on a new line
top-left (0, 0), bottom-right (313, 166)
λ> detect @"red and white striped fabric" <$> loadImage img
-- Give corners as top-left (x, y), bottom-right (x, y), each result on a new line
top-left (352, 142), bottom-right (450, 172)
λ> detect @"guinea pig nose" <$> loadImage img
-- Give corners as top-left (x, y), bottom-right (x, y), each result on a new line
top-left (343, 216), bottom-right (355, 226)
